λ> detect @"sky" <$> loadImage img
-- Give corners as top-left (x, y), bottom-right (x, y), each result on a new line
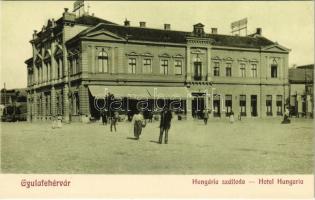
top-left (0, 1), bottom-right (314, 89)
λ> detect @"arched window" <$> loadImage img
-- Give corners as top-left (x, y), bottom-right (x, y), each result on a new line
top-left (98, 49), bottom-right (108, 73)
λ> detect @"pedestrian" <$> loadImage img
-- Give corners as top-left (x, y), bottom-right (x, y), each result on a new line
top-left (159, 107), bottom-right (172, 144)
top-left (148, 111), bottom-right (153, 123)
top-left (281, 106), bottom-right (291, 124)
top-left (229, 111), bottom-right (235, 123)
top-left (110, 111), bottom-right (119, 132)
top-left (57, 115), bottom-right (62, 128)
top-left (132, 111), bottom-right (145, 139)
top-left (101, 109), bottom-right (108, 125)
top-left (203, 109), bottom-right (209, 125)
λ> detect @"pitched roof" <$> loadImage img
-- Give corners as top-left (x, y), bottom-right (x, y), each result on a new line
top-left (67, 23), bottom-right (276, 48)
top-left (289, 68), bottom-right (314, 83)
top-left (74, 15), bottom-right (118, 26)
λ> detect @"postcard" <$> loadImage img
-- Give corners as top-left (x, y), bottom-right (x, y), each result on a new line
top-left (0, 0), bottom-right (314, 198)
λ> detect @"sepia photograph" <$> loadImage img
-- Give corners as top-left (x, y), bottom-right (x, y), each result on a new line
top-left (0, 0), bottom-right (314, 198)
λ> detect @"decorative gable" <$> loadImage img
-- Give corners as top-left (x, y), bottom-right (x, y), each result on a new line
top-left (262, 44), bottom-right (290, 53)
top-left (84, 29), bottom-right (126, 41)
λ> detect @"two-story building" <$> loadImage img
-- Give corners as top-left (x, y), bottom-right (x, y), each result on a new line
top-left (25, 8), bottom-right (290, 122)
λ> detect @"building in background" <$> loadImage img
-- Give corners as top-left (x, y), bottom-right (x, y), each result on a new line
top-left (25, 4), bottom-right (290, 122)
top-left (289, 64), bottom-right (314, 118)
top-left (0, 88), bottom-right (27, 121)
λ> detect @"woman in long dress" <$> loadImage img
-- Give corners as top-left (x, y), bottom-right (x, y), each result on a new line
top-left (132, 111), bottom-right (144, 139)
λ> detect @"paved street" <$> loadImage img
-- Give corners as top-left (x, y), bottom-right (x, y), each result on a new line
top-left (1, 118), bottom-right (313, 174)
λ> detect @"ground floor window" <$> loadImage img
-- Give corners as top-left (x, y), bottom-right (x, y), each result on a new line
top-left (213, 94), bottom-right (220, 117)
top-left (266, 95), bottom-right (272, 116)
top-left (240, 95), bottom-right (246, 116)
top-left (225, 95), bottom-right (232, 116)
top-left (276, 95), bottom-right (283, 116)
top-left (251, 95), bottom-right (258, 117)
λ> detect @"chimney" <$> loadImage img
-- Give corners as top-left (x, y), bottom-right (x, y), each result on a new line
top-left (164, 24), bottom-right (171, 30)
top-left (33, 30), bottom-right (37, 39)
top-left (211, 28), bottom-right (218, 34)
top-left (51, 18), bottom-right (56, 27)
top-left (256, 28), bottom-right (262, 35)
top-left (139, 21), bottom-right (146, 28)
top-left (124, 19), bottom-right (130, 26)
top-left (64, 8), bottom-right (69, 13)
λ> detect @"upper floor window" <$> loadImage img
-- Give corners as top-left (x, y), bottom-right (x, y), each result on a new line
top-left (128, 58), bottom-right (136, 74)
top-left (175, 60), bottom-right (182, 75)
top-left (226, 63), bottom-right (232, 77)
top-left (142, 58), bottom-right (152, 74)
top-left (160, 59), bottom-right (168, 75)
top-left (213, 62), bottom-right (220, 76)
top-left (98, 50), bottom-right (108, 73)
top-left (271, 64), bottom-right (277, 78)
top-left (251, 64), bottom-right (257, 78)
top-left (240, 63), bottom-right (246, 77)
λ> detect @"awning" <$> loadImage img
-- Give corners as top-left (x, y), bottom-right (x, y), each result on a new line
top-left (88, 85), bottom-right (188, 99)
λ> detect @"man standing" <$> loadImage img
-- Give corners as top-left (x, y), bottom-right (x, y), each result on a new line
top-left (159, 107), bottom-right (172, 144)
top-left (203, 109), bottom-right (209, 125)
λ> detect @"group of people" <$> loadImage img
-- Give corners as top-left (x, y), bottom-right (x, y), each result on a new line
top-left (201, 109), bottom-right (235, 124)
top-left (100, 110), bottom-right (119, 132)
top-left (100, 107), bottom-right (173, 144)
top-left (131, 107), bottom-right (173, 144)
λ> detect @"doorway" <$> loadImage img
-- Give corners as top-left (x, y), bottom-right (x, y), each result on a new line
top-left (191, 93), bottom-right (205, 118)
top-left (251, 95), bottom-right (257, 117)
top-left (213, 94), bottom-right (221, 117)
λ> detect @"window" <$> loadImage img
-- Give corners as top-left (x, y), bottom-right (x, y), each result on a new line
top-left (160, 59), bottom-right (168, 75)
top-left (226, 63), bottom-right (232, 77)
top-left (271, 64), bottom-right (277, 78)
top-left (142, 58), bottom-right (152, 74)
top-left (213, 62), bottom-right (220, 76)
top-left (266, 95), bottom-right (272, 116)
top-left (175, 60), bottom-right (182, 75)
top-left (276, 95), bottom-right (282, 116)
top-left (240, 63), bottom-right (246, 77)
top-left (98, 50), bottom-right (108, 73)
top-left (240, 95), bottom-right (246, 116)
top-left (225, 95), bottom-right (232, 116)
top-left (128, 58), bottom-right (136, 74)
top-left (251, 64), bottom-right (257, 78)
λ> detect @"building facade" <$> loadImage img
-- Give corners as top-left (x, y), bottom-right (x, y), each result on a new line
top-left (26, 8), bottom-right (290, 122)
top-left (289, 64), bottom-right (314, 118)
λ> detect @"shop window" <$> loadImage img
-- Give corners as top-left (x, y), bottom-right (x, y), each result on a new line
top-left (225, 95), bottom-right (232, 116)
top-left (240, 95), bottom-right (246, 116)
top-left (266, 95), bottom-right (272, 116)
top-left (276, 95), bottom-right (282, 116)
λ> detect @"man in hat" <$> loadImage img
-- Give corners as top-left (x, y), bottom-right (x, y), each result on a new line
top-left (159, 106), bottom-right (173, 144)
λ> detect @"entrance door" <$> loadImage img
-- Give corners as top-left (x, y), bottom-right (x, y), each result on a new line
top-left (194, 62), bottom-right (202, 81)
top-left (192, 93), bottom-right (205, 118)
top-left (213, 94), bottom-right (220, 117)
top-left (251, 95), bottom-right (257, 117)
